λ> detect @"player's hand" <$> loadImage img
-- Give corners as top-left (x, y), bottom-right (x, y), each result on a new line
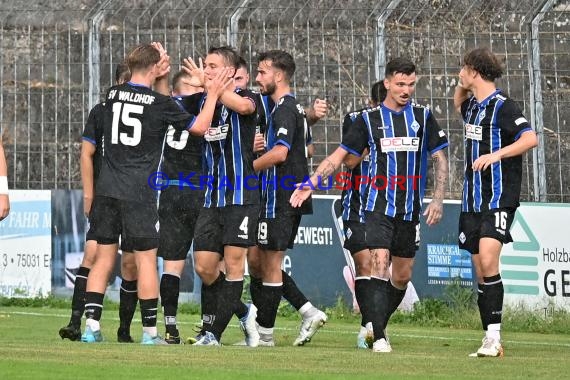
top-left (0, 194), bottom-right (10, 221)
top-left (152, 42), bottom-right (171, 78)
top-left (472, 152), bottom-right (500, 171)
top-left (182, 57), bottom-right (205, 87)
top-left (206, 67), bottom-right (233, 98)
top-left (312, 98), bottom-right (328, 120)
top-left (423, 199), bottom-right (443, 226)
top-left (253, 132), bottom-right (265, 153)
top-left (290, 181), bottom-right (314, 208)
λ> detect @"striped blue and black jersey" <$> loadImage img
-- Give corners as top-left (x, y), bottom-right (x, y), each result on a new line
top-left (81, 102), bottom-right (105, 186)
top-left (340, 101), bottom-right (448, 222)
top-left (162, 92), bottom-right (205, 186)
top-left (340, 108), bottom-right (370, 223)
top-left (261, 94), bottom-right (313, 218)
top-left (200, 88), bottom-right (259, 208)
top-left (96, 82), bottom-right (195, 203)
top-left (460, 90), bottom-right (532, 212)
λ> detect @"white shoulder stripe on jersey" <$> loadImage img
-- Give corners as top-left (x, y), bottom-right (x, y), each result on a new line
top-left (515, 117), bottom-right (528, 126)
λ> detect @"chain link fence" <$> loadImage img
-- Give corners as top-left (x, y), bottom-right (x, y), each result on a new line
top-left (1, 0), bottom-right (569, 201)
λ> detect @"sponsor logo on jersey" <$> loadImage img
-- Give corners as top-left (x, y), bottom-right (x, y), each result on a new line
top-left (380, 137), bottom-right (420, 152)
top-left (465, 123), bottom-right (483, 141)
top-left (205, 124), bottom-right (229, 142)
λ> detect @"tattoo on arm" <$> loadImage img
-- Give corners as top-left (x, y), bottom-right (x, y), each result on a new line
top-left (314, 157), bottom-right (336, 179)
top-left (432, 150), bottom-right (448, 201)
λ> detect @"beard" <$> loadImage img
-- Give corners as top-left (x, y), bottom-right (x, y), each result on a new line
top-left (260, 82), bottom-right (276, 96)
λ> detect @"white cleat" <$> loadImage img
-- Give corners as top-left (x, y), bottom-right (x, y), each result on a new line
top-left (239, 304), bottom-right (260, 347)
top-left (372, 338), bottom-right (392, 353)
top-left (293, 309), bottom-right (327, 346)
top-left (471, 337), bottom-right (504, 357)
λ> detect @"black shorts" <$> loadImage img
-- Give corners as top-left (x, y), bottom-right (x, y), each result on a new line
top-left (364, 211), bottom-right (419, 258)
top-left (343, 220), bottom-right (367, 255)
top-left (85, 218), bottom-right (96, 242)
top-left (257, 214), bottom-right (302, 251)
top-left (89, 195), bottom-right (159, 251)
top-left (157, 187), bottom-right (204, 261)
top-left (458, 207), bottom-right (516, 255)
top-left (193, 204), bottom-right (259, 254)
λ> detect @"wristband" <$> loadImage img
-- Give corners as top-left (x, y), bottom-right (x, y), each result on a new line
top-left (0, 176), bottom-right (8, 195)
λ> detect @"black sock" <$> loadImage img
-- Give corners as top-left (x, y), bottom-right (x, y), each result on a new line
top-left (119, 279), bottom-right (137, 333)
top-left (139, 298), bottom-right (158, 328)
top-left (235, 300), bottom-right (248, 320)
top-left (355, 277), bottom-right (373, 327)
top-left (385, 280), bottom-right (406, 325)
top-left (482, 274), bottom-right (503, 327)
top-left (69, 266), bottom-right (90, 327)
top-left (256, 283), bottom-right (283, 329)
top-left (160, 273), bottom-right (180, 335)
top-left (249, 275), bottom-right (262, 307)
top-left (369, 278), bottom-right (389, 341)
top-left (210, 279), bottom-right (244, 341)
top-left (477, 283), bottom-right (487, 330)
top-left (201, 272), bottom-right (225, 333)
top-left (84, 291), bottom-right (104, 322)
top-left (282, 270), bottom-right (308, 311)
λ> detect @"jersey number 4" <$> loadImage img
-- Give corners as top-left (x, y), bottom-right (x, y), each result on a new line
top-left (111, 102), bottom-right (143, 146)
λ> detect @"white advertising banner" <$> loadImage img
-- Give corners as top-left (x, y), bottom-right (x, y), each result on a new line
top-left (501, 203), bottom-right (570, 310)
top-left (0, 190), bottom-right (52, 298)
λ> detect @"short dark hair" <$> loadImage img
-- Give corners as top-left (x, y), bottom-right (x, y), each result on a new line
top-left (258, 50), bottom-right (296, 81)
top-left (463, 47), bottom-right (503, 82)
top-left (126, 44), bottom-right (160, 73)
top-left (385, 57), bottom-right (416, 78)
top-left (171, 70), bottom-right (190, 92)
top-left (208, 46), bottom-right (240, 70)
top-left (237, 56), bottom-right (248, 71)
top-left (371, 80), bottom-right (387, 105)
top-left (115, 61), bottom-right (131, 84)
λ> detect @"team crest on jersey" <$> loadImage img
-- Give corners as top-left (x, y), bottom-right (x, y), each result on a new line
top-left (296, 104), bottom-right (305, 115)
top-left (155, 221), bottom-right (160, 232)
top-left (459, 232), bottom-right (466, 244)
top-left (205, 124), bottom-right (229, 142)
top-left (465, 123), bottom-right (482, 141)
top-left (478, 110), bottom-right (486, 122)
top-left (410, 121), bottom-right (420, 133)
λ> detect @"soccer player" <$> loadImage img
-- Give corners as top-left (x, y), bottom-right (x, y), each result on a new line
top-left (182, 46), bottom-right (260, 347)
top-left (59, 62), bottom-right (139, 343)
top-left (0, 139), bottom-right (9, 221)
top-left (248, 50), bottom-right (327, 347)
top-left (235, 57), bottom-right (328, 346)
top-left (291, 57), bottom-right (449, 353)
top-left (81, 42), bottom-right (230, 344)
top-left (156, 70), bottom-right (205, 344)
top-left (339, 80), bottom-right (386, 349)
top-left (453, 47), bottom-right (538, 358)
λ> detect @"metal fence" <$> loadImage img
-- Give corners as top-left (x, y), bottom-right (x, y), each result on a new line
top-left (1, 0), bottom-right (569, 201)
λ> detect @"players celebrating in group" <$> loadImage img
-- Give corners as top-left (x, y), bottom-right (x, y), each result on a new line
top-left (64, 41), bottom-right (536, 357)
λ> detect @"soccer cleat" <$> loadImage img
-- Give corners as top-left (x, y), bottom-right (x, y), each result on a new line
top-left (59, 324), bottom-right (81, 341)
top-left (372, 338), bottom-right (392, 353)
top-left (117, 327), bottom-right (134, 343)
top-left (258, 335), bottom-right (275, 347)
top-left (239, 304), bottom-right (260, 347)
top-left (81, 326), bottom-right (103, 343)
top-left (356, 324), bottom-right (374, 349)
top-left (293, 309), bottom-right (327, 346)
top-left (141, 332), bottom-right (168, 345)
top-left (473, 337), bottom-right (504, 357)
top-left (192, 331), bottom-right (220, 346)
top-left (164, 332), bottom-right (182, 344)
